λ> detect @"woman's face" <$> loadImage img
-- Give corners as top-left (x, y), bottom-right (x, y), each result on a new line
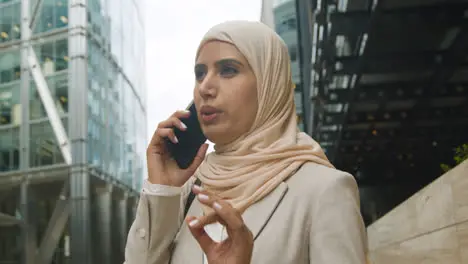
top-left (194, 41), bottom-right (258, 146)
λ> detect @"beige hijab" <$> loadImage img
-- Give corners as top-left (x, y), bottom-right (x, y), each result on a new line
top-left (194, 20), bottom-right (334, 214)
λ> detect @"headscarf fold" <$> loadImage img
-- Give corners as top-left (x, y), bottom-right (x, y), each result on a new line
top-left (194, 20), bottom-right (334, 214)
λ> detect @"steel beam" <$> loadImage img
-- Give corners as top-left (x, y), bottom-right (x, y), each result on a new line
top-left (118, 192), bottom-right (128, 255)
top-left (94, 185), bottom-right (113, 264)
top-left (19, 183), bottom-right (37, 264)
top-left (0, 212), bottom-right (22, 227)
top-left (296, 0), bottom-right (314, 134)
top-left (29, 0), bottom-right (44, 31)
top-left (333, 50), bottom-right (459, 75)
top-left (36, 184), bottom-right (71, 264)
top-left (19, 0), bottom-right (72, 263)
top-left (68, 0), bottom-right (91, 263)
top-left (27, 47), bottom-right (72, 165)
top-left (20, 0), bottom-right (35, 263)
top-left (19, 0), bottom-right (73, 167)
top-left (20, 0), bottom-right (31, 170)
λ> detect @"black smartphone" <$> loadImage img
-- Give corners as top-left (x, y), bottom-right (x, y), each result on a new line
top-left (164, 102), bottom-right (207, 169)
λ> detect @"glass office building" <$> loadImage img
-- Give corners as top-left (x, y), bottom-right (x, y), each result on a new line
top-left (262, 0), bottom-right (308, 133)
top-left (0, 0), bottom-right (146, 263)
top-left (0, 0), bottom-right (146, 185)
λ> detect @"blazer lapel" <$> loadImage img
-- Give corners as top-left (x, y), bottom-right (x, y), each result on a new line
top-left (184, 199), bottom-right (205, 264)
top-left (241, 182), bottom-right (289, 240)
top-left (179, 183), bottom-right (288, 262)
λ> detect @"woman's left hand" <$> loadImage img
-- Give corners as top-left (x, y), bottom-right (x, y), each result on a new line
top-left (186, 186), bottom-right (254, 264)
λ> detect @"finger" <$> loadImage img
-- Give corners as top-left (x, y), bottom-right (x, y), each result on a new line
top-left (157, 116), bottom-right (188, 132)
top-left (184, 188), bottom-right (220, 227)
top-left (171, 110), bottom-right (191, 119)
top-left (149, 112), bottom-right (188, 147)
top-left (192, 196), bottom-right (250, 241)
top-left (184, 144), bottom-right (209, 174)
top-left (194, 191), bottom-right (244, 231)
top-left (186, 216), bottom-right (215, 253)
top-left (208, 199), bottom-right (246, 235)
top-left (190, 211), bottom-right (219, 227)
top-left (155, 128), bottom-right (178, 144)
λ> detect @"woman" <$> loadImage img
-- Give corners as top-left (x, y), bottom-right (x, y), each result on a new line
top-left (125, 20), bottom-right (367, 264)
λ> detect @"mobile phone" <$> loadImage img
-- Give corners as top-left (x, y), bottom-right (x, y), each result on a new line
top-left (164, 102), bottom-right (207, 169)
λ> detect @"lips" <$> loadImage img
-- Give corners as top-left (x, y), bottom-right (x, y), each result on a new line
top-left (199, 105), bottom-right (221, 123)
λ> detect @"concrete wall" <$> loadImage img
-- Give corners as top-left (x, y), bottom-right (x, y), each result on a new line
top-left (367, 159), bottom-right (468, 264)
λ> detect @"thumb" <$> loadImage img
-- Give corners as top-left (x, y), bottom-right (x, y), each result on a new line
top-left (186, 216), bottom-right (215, 254)
top-left (184, 143), bottom-right (209, 175)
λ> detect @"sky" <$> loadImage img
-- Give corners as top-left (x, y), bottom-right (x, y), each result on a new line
top-left (144, 0), bottom-right (263, 151)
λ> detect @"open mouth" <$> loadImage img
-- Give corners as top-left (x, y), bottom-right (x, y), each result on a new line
top-left (200, 106), bottom-right (221, 123)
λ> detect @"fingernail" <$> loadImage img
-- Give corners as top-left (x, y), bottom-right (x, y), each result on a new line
top-left (189, 219), bottom-right (199, 227)
top-left (213, 202), bottom-right (222, 210)
top-left (173, 136), bottom-right (179, 143)
top-left (183, 110), bottom-right (190, 114)
top-left (198, 193), bottom-right (209, 201)
top-left (180, 122), bottom-right (187, 130)
top-left (193, 184), bottom-right (203, 192)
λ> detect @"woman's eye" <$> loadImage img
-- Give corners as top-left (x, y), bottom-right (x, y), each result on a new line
top-left (195, 69), bottom-right (206, 80)
top-left (220, 66), bottom-right (238, 77)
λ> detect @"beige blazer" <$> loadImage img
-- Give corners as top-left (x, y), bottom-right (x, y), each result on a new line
top-left (124, 162), bottom-right (368, 264)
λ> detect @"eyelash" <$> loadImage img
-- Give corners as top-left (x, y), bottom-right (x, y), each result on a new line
top-left (195, 65), bottom-right (239, 81)
top-left (220, 66), bottom-right (238, 76)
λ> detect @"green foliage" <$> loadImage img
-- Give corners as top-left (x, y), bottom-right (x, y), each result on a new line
top-left (453, 144), bottom-right (468, 164)
top-left (440, 143), bottom-right (468, 173)
top-left (440, 163), bottom-right (452, 173)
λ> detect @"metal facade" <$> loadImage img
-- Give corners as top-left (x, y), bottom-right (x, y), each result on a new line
top-left (299, 0), bottom-right (468, 224)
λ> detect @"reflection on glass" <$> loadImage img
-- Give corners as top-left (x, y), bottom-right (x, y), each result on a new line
top-left (30, 72), bottom-right (68, 120)
top-left (297, 114), bottom-right (305, 132)
top-left (86, 0), bottom-right (146, 190)
top-left (34, 0), bottom-right (69, 34)
top-left (295, 91), bottom-right (303, 114)
top-left (275, 17), bottom-right (297, 35)
top-left (0, 127), bottom-right (19, 172)
top-left (0, 83), bottom-right (20, 126)
top-left (0, 50), bottom-right (21, 84)
top-left (30, 119), bottom-right (66, 167)
top-left (36, 38), bottom-right (69, 76)
top-left (0, 2), bottom-right (20, 43)
top-left (0, 43), bottom-right (20, 127)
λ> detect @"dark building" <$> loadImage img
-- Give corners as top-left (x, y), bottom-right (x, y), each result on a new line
top-left (264, 0), bottom-right (468, 225)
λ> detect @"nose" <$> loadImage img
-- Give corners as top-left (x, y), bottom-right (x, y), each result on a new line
top-left (197, 71), bottom-right (218, 99)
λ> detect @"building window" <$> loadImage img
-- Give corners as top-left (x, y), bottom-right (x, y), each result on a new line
top-left (0, 82), bottom-right (20, 126)
top-left (0, 1), bottom-right (21, 43)
top-left (34, 0), bottom-right (68, 34)
top-left (275, 17), bottom-right (297, 35)
top-left (0, 50), bottom-right (21, 84)
top-left (289, 46), bottom-right (297, 62)
top-left (296, 114), bottom-right (305, 131)
top-left (30, 120), bottom-right (66, 167)
top-left (0, 127), bottom-right (19, 172)
top-left (36, 38), bottom-right (69, 76)
top-left (295, 91), bottom-right (303, 114)
top-left (56, 39), bottom-right (68, 71)
top-left (30, 73), bottom-right (68, 120)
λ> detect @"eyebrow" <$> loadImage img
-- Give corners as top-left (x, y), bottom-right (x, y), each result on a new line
top-left (195, 58), bottom-right (244, 68)
top-left (216, 58), bottom-right (244, 67)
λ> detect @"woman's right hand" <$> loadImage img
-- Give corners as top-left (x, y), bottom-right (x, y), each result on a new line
top-left (146, 110), bottom-right (209, 187)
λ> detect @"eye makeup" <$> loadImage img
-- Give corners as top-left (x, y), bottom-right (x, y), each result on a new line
top-left (194, 58), bottom-right (244, 81)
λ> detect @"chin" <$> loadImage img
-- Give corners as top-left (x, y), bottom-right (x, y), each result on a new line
top-left (201, 124), bottom-right (234, 146)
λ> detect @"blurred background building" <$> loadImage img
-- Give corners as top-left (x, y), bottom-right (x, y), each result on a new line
top-left (263, 0), bottom-right (468, 226)
top-left (0, 0), bottom-right (146, 263)
top-left (263, 0), bottom-right (309, 133)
